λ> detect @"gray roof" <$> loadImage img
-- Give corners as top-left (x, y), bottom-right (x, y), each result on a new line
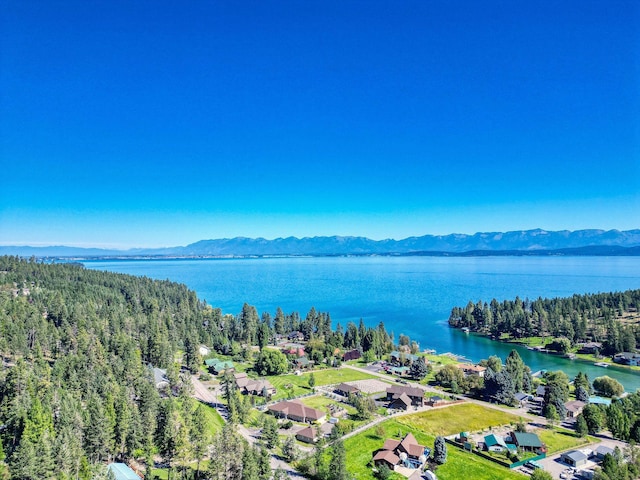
top-left (153, 368), bottom-right (168, 386)
top-left (562, 450), bottom-right (588, 462)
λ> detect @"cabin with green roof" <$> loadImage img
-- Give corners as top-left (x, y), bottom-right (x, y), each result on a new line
top-left (204, 358), bottom-right (235, 374)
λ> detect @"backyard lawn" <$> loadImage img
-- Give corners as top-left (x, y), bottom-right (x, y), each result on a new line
top-left (267, 367), bottom-right (383, 400)
top-left (536, 427), bottom-right (596, 454)
top-left (342, 416), bottom-right (523, 480)
top-left (395, 403), bottom-right (523, 436)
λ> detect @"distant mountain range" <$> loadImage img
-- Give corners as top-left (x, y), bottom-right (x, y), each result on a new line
top-left (2, 229), bottom-right (640, 258)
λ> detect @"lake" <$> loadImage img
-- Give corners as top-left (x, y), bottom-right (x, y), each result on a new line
top-left (82, 256), bottom-right (640, 390)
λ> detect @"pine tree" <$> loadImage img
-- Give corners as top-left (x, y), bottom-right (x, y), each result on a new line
top-left (329, 440), bottom-right (350, 480)
top-left (433, 436), bottom-right (447, 464)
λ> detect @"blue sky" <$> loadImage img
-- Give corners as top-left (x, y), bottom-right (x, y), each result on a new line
top-left (1, 1), bottom-right (639, 248)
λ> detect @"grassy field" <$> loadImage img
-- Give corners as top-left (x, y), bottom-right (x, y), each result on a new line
top-left (395, 403), bottom-right (523, 436)
top-left (342, 416), bottom-right (523, 480)
top-left (536, 427), bottom-right (596, 454)
top-left (267, 367), bottom-right (383, 401)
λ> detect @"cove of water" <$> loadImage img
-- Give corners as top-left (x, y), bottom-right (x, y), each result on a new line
top-left (82, 256), bottom-right (640, 391)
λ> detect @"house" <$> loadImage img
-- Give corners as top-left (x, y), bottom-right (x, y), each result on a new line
top-left (456, 364), bottom-right (487, 377)
top-left (390, 351), bottom-right (420, 365)
top-left (613, 352), bottom-right (640, 366)
top-left (561, 450), bottom-right (588, 468)
top-left (152, 367), bottom-right (169, 390)
top-left (389, 392), bottom-right (412, 411)
top-left (268, 400), bottom-right (326, 423)
top-left (107, 463), bottom-right (141, 480)
top-left (335, 382), bottom-right (360, 397)
top-left (577, 342), bottom-right (602, 354)
top-left (288, 331), bottom-right (305, 341)
top-left (564, 400), bottom-right (586, 418)
top-left (204, 358), bottom-right (235, 375)
top-left (343, 349), bottom-right (361, 361)
top-left (483, 434), bottom-right (511, 453)
top-left (234, 373), bottom-right (276, 397)
top-left (514, 392), bottom-right (532, 406)
top-left (294, 356), bottom-right (311, 369)
top-left (296, 426), bottom-right (319, 443)
top-left (510, 431), bottom-right (545, 453)
top-left (373, 433), bottom-right (429, 470)
top-left (199, 345), bottom-right (211, 356)
top-left (386, 386), bottom-right (425, 407)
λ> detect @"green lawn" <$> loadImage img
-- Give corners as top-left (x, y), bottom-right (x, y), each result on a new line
top-left (536, 427), bottom-right (596, 454)
top-left (395, 403), bottom-right (523, 436)
top-left (267, 367), bottom-right (382, 401)
top-left (342, 416), bottom-right (523, 480)
top-left (298, 394), bottom-right (358, 415)
top-left (201, 403), bottom-right (225, 433)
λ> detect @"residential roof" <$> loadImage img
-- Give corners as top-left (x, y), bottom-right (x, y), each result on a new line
top-left (244, 379), bottom-right (275, 395)
top-left (373, 449), bottom-right (400, 466)
top-left (390, 393), bottom-right (412, 409)
top-left (387, 385), bottom-right (424, 399)
top-left (514, 392), bottom-right (530, 402)
top-left (153, 368), bottom-right (168, 386)
top-left (456, 364), bottom-right (487, 374)
top-left (296, 426), bottom-right (317, 440)
top-left (562, 450), bottom-right (588, 462)
top-left (382, 439), bottom-right (401, 451)
top-left (399, 433), bottom-right (424, 457)
top-left (484, 434), bottom-right (507, 448)
top-left (512, 432), bottom-right (543, 448)
top-left (107, 463), bottom-right (141, 480)
top-left (336, 382), bottom-right (360, 394)
top-left (535, 385), bottom-right (547, 397)
top-left (268, 400), bottom-right (325, 422)
top-left (564, 400), bottom-right (586, 413)
top-left (429, 395), bottom-right (443, 402)
top-left (390, 351), bottom-right (420, 362)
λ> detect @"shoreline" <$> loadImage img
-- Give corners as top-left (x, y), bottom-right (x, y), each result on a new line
top-left (457, 329), bottom-right (640, 374)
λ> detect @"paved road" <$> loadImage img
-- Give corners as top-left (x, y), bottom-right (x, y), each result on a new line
top-left (190, 375), bottom-right (306, 479)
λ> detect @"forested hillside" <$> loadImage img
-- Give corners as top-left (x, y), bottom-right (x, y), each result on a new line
top-left (0, 256), bottom-right (214, 478)
top-left (448, 289), bottom-right (640, 354)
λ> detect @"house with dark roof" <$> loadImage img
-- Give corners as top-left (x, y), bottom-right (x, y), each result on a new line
top-left (372, 433), bottom-right (429, 470)
top-left (343, 349), bottom-right (361, 361)
top-left (389, 392), bottom-right (412, 411)
top-left (268, 400), bottom-right (326, 423)
top-left (511, 432), bottom-right (545, 453)
top-left (427, 395), bottom-right (446, 407)
top-left (613, 352), bottom-right (640, 366)
top-left (335, 382), bottom-right (361, 397)
top-left (577, 342), bottom-right (602, 354)
top-left (386, 385), bottom-right (424, 407)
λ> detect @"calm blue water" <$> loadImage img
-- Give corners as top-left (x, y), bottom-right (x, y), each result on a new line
top-left (82, 256), bottom-right (640, 391)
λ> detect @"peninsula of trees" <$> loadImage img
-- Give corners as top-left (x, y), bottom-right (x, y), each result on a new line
top-left (448, 289), bottom-right (640, 356)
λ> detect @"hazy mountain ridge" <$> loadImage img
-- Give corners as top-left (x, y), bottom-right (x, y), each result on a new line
top-left (2, 229), bottom-right (640, 257)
